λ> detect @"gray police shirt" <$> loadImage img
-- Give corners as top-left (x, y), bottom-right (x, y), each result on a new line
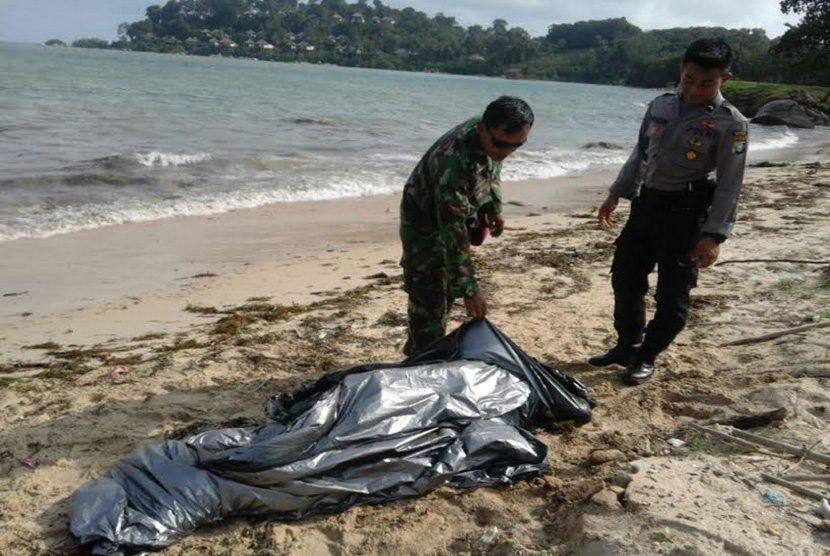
top-left (610, 91), bottom-right (749, 237)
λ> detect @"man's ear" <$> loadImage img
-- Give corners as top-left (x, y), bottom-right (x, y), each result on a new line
top-left (721, 72), bottom-right (733, 85)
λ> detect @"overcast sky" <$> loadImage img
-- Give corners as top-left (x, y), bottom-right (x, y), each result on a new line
top-left (0, 0), bottom-right (802, 44)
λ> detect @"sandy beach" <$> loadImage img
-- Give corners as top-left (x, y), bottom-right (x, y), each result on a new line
top-left (2, 152), bottom-right (830, 555)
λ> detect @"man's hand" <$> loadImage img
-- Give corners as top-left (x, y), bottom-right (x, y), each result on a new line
top-left (692, 236), bottom-right (720, 268)
top-left (598, 194), bottom-right (619, 229)
top-left (464, 293), bottom-right (487, 319)
top-left (486, 213), bottom-right (505, 237)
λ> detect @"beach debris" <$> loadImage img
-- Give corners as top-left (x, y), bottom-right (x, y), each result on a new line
top-left (691, 423), bottom-right (830, 465)
top-left (2, 291), bottom-right (28, 297)
top-left (716, 258), bottom-right (830, 266)
top-left (667, 438), bottom-right (686, 448)
top-left (190, 272), bottom-right (218, 279)
top-left (506, 200), bottom-right (528, 206)
top-left (763, 490), bottom-right (786, 506)
top-left (610, 471), bottom-right (633, 488)
top-left (816, 499), bottom-right (830, 520)
top-left (22, 312), bottom-right (33, 317)
top-left (589, 449), bottom-right (626, 465)
top-left (762, 474), bottom-right (830, 502)
top-left (322, 324), bottom-right (340, 331)
top-left (364, 272), bottom-right (389, 280)
top-left (705, 407), bottom-right (787, 430)
top-left (0, 450), bottom-right (12, 460)
top-left (376, 310), bottom-right (406, 327)
top-left (590, 489), bottom-right (622, 509)
top-left (473, 526), bottom-right (500, 551)
top-left (108, 366), bottom-right (131, 381)
top-left (782, 474), bottom-right (830, 482)
top-left (722, 321), bottom-right (830, 347)
top-left (18, 457), bottom-right (39, 469)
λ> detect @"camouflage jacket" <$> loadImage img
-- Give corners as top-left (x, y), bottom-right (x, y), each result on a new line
top-left (400, 116), bottom-right (503, 298)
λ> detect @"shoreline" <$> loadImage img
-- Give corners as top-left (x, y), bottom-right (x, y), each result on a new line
top-left (0, 167), bottom-right (616, 362)
top-left (1, 133), bottom-right (827, 363)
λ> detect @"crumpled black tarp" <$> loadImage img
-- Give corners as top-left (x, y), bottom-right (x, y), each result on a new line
top-left (70, 319), bottom-right (594, 554)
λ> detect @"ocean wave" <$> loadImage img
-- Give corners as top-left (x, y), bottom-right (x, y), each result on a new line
top-left (0, 172), bottom-right (157, 190)
top-left (503, 148), bottom-right (629, 181)
top-left (134, 151), bottom-right (212, 167)
top-left (750, 129), bottom-right (799, 152)
top-left (0, 175), bottom-right (401, 242)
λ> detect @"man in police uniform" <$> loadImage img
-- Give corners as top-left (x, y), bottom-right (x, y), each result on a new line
top-left (590, 38), bottom-right (748, 385)
top-left (399, 96), bottom-right (534, 355)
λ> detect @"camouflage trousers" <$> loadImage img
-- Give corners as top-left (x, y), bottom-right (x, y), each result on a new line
top-left (402, 267), bottom-right (454, 356)
top-left (401, 240), bottom-right (455, 356)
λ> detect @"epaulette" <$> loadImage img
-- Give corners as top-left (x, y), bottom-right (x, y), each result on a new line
top-left (719, 99), bottom-right (749, 122)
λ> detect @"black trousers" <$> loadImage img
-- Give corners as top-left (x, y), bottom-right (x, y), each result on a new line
top-left (611, 187), bottom-right (705, 362)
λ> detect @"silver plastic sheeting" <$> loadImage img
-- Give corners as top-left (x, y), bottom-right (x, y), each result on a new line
top-left (70, 320), bottom-right (593, 554)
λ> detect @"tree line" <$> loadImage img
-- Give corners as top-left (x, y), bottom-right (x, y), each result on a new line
top-left (59, 0), bottom-right (828, 87)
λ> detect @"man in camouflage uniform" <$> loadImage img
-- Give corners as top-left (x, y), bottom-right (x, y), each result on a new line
top-left (591, 39), bottom-right (749, 385)
top-left (400, 96), bottom-right (534, 355)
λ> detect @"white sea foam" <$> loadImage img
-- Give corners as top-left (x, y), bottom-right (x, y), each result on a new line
top-left (0, 174), bottom-right (402, 242)
top-left (750, 129), bottom-right (799, 152)
top-left (134, 151), bottom-right (212, 167)
top-left (503, 148), bottom-right (629, 181)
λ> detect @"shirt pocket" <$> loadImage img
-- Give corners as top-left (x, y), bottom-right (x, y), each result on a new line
top-left (645, 119), bottom-right (667, 160)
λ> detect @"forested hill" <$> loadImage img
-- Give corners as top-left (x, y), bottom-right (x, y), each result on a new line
top-left (64, 0), bottom-right (827, 87)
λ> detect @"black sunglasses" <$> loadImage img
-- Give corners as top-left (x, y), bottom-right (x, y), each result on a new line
top-left (486, 127), bottom-right (525, 150)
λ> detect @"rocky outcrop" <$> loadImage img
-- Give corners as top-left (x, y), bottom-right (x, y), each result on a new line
top-left (725, 89), bottom-right (829, 127)
top-left (751, 100), bottom-right (816, 129)
top-left (581, 141), bottom-right (624, 150)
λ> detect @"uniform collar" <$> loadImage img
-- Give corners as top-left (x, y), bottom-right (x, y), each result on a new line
top-left (674, 87), bottom-right (725, 113)
top-left (465, 120), bottom-right (490, 165)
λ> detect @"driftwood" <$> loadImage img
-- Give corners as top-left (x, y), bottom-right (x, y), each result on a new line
top-left (722, 321), bottom-right (830, 347)
top-left (761, 474), bottom-right (830, 502)
top-left (716, 259), bottom-right (830, 266)
top-left (689, 423), bottom-right (773, 452)
top-left (707, 407), bottom-right (787, 430)
top-left (690, 423), bottom-right (830, 466)
top-left (729, 429), bottom-right (830, 466)
top-left (782, 475), bottom-right (830, 483)
top-left (793, 369), bottom-right (830, 379)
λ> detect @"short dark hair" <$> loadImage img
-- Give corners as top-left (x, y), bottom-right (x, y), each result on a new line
top-left (682, 38), bottom-right (733, 73)
top-left (483, 96), bottom-right (534, 134)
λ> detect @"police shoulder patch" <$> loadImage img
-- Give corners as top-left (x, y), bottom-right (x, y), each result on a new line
top-left (732, 129), bottom-right (747, 155)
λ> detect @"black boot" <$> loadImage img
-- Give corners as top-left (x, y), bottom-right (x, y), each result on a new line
top-left (588, 344), bottom-right (639, 367)
top-left (623, 358), bottom-right (655, 385)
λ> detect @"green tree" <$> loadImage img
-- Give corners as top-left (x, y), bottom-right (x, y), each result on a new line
top-left (778, 0), bottom-right (830, 90)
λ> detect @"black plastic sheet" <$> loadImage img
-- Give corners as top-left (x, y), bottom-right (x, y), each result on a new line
top-left (70, 319), bottom-right (593, 554)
